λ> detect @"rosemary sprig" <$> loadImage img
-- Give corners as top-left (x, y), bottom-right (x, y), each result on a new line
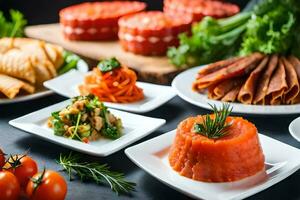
top-left (194, 103), bottom-right (233, 139)
top-left (57, 152), bottom-right (136, 195)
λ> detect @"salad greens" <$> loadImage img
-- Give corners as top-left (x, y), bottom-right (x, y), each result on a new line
top-left (168, 0), bottom-right (300, 68)
top-left (97, 57), bottom-right (121, 72)
top-left (58, 152), bottom-right (136, 195)
top-left (0, 10), bottom-right (27, 38)
top-left (48, 95), bottom-right (123, 142)
top-left (58, 51), bottom-right (81, 75)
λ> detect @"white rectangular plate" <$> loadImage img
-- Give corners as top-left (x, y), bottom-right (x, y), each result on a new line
top-left (125, 130), bottom-right (300, 200)
top-left (44, 70), bottom-right (176, 113)
top-left (9, 100), bottom-right (166, 156)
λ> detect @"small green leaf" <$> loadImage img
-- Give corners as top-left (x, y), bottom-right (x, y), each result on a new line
top-left (98, 57), bottom-right (121, 72)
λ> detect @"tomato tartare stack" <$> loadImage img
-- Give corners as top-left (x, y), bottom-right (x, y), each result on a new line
top-left (164, 0), bottom-right (240, 22)
top-left (169, 104), bottom-right (265, 182)
top-left (118, 11), bottom-right (192, 56)
top-left (60, 1), bottom-right (146, 41)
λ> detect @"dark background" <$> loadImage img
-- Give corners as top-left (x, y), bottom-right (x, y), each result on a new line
top-left (0, 0), bottom-right (248, 25)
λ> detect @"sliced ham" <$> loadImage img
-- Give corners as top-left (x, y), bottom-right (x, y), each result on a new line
top-left (196, 56), bottom-right (243, 78)
top-left (253, 55), bottom-right (278, 105)
top-left (208, 78), bottom-right (244, 100)
top-left (238, 56), bottom-right (269, 104)
top-left (282, 57), bottom-right (299, 104)
top-left (221, 84), bottom-right (243, 102)
top-left (193, 53), bottom-right (264, 90)
top-left (265, 58), bottom-right (288, 105)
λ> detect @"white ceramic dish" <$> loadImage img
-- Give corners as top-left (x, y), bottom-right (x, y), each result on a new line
top-left (289, 117), bottom-right (300, 142)
top-left (0, 59), bottom-right (88, 105)
top-left (125, 130), bottom-right (300, 200)
top-left (44, 70), bottom-right (176, 113)
top-left (172, 66), bottom-right (300, 115)
top-left (9, 100), bottom-right (165, 156)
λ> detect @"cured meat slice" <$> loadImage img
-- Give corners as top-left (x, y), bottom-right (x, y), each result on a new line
top-left (238, 56), bottom-right (269, 104)
top-left (196, 56), bottom-right (243, 79)
top-left (265, 58), bottom-right (288, 105)
top-left (193, 53), bottom-right (264, 90)
top-left (221, 84), bottom-right (242, 102)
top-left (208, 78), bottom-right (244, 100)
top-left (282, 57), bottom-right (299, 104)
top-left (253, 55), bottom-right (278, 105)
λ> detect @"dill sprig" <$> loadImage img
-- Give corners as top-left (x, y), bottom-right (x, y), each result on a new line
top-left (57, 152), bottom-right (136, 195)
top-left (194, 103), bottom-right (233, 139)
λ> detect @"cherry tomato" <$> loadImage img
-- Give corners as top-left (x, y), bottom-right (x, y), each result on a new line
top-left (26, 170), bottom-right (67, 200)
top-left (0, 149), bottom-right (5, 169)
top-left (3, 155), bottom-right (38, 188)
top-left (0, 171), bottom-right (21, 200)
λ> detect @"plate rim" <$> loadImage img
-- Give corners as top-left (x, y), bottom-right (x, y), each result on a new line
top-left (172, 66), bottom-right (300, 115)
top-left (125, 129), bottom-right (300, 200)
top-left (289, 117), bottom-right (300, 142)
top-left (9, 99), bottom-right (166, 156)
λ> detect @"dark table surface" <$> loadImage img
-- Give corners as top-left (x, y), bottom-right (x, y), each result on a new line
top-left (1, 94), bottom-right (300, 200)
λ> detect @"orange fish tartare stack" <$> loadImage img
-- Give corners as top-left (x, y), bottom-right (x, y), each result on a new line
top-left (169, 114), bottom-right (265, 182)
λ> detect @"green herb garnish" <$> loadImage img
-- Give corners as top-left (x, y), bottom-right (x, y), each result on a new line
top-left (98, 57), bottom-right (121, 72)
top-left (194, 104), bottom-right (233, 139)
top-left (168, 0), bottom-right (300, 68)
top-left (0, 9), bottom-right (27, 38)
top-left (57, 152), bottom-right (136, 195)
top-left (58, 51), bottom-right (80, 75)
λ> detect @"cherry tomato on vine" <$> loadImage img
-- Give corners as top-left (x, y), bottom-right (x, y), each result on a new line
top-left (0, 149), bottom-right (5, 169)
top-left (26, 170), bottom-right (67, 200)
top-left (3, 155), bottom-right (38, 188)
top-left (0, 171), bottom-right (21, 200)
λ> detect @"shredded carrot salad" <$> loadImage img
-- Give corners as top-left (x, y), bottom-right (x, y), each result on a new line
top-left (79, 66), bottom-right (144, 103)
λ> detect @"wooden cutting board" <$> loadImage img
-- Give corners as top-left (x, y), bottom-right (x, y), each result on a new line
top-left (25, 23), bottom-right (182, 84)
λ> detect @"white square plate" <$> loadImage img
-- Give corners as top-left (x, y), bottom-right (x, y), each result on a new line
top-left (9, 100), bottom-right (166, 156)
top-left (125, 130), bottom-right (300, 200)
top-left (44, 70), bottom-right (176, 113)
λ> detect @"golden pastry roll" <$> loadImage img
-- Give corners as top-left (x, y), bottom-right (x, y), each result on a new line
top-left (253, 54), bottom-right (278, 105)
top-left (196, 56), bottom-right (243, 78)
top-left (208, 78), bottom-right (244, 100)
top-left (238, 56), bottom-right (269, 104)
top-left (193, 53), bottom-right (264, 90)
top-left (0, 74), bottom-right (34, 99)
top-left (20, 42), bottom-right (56, 83)
top-left (265, 59), bottom-right (288, 105)
top-left (0, 38), bottom-right (14, 54)
top-left (0, 49), bottom-right (35, 84)
top-left (44, 43), bottom-right (64, 69)
top-left (282, 57), bottom-right (299, 104)
top-left (221, 84), bottom-right (243, 102)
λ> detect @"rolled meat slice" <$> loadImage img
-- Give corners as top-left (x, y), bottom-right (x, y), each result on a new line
top-left (265, 58), bottom-right (288, 105)
top-left (0, 74), bottom-right (34, 99)
top-left (196, 56), bottom-right (243, 79)
top-left (221, 84), bottom-right (243, 102)
top-left (193, 53), bottom-right (264, 90)
top-left (282, 57), bottom-right (299, 104)
top-left (288, 56), bottom-right (300, 104)
top-left (253, 55), bottom-right (278, 105)
top-left (238, 56), bottom-right (269, 104)
top-left (208, 78), bottom-right (244, 100)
